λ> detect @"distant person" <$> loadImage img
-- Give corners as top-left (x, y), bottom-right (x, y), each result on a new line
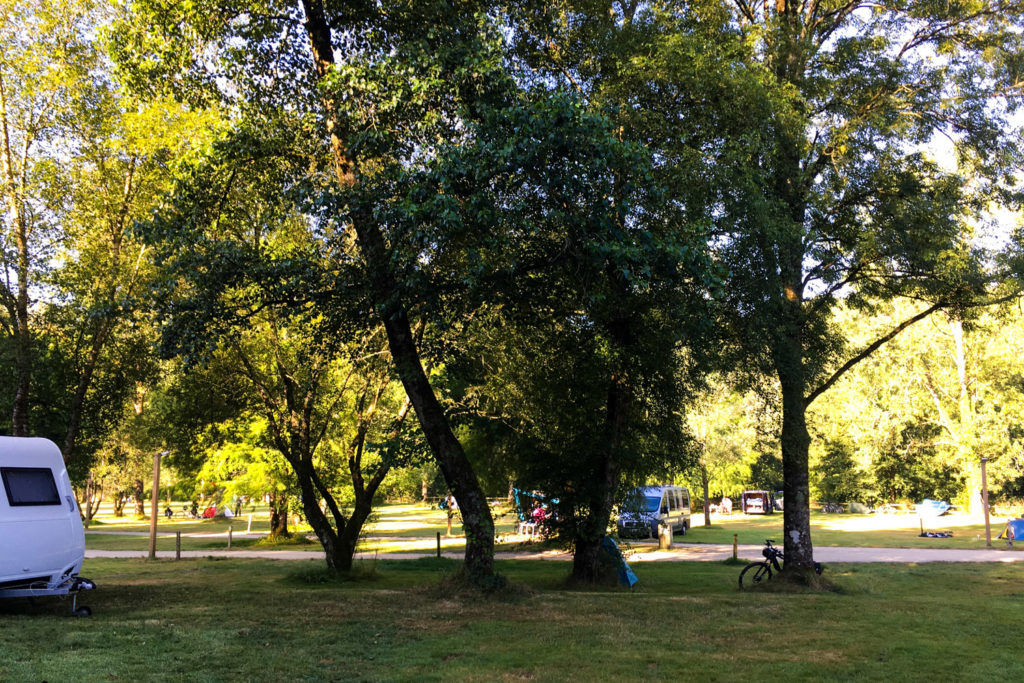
top-left (164, 505), bottom-right (173, 519)
top-left (721, 497), bottom-right (732, 515)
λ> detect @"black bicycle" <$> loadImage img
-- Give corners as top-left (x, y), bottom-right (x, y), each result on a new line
top-left (738, 539), bottom-right (822, 589)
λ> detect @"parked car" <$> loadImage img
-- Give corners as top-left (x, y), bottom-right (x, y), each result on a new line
top-left (617, 485), bottom-right (691, 538)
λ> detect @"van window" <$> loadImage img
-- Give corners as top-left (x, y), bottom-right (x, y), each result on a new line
top-left (1, 467), bottom-right (61, 506)
top-left (681, 490), bottom-right (690, 508)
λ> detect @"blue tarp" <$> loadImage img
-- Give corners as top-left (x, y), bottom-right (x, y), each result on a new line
top-left (916, 499), bottom-right (951, 518)
top-left (601, 536), bottom-right (639, 588)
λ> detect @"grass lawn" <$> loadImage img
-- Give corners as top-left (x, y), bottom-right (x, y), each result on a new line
top-left (2, 557), bottom-right (1022, 681)
top-left (83, 503), bottom-right (527, 553)
top-left (682, 512), bottom-right (1011, 550)
top-left (84, 502), bottom-right (524, 537)
top-left (84, 503), bottom-right (1021, 555)
top-left (83, 532), bottom-right (323, 552)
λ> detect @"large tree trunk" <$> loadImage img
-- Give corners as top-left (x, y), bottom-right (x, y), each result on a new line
top-left (269, 491), bottom-right (290, 537)
top-left (571, 288), bottom-right (632, 582)
top-left (299, 0), bottom-right (495, 582)
top-left (701, 463), bottom-right (711, 527)
top-left (113, 492), bottom-right (127, 517)
top-left (571, 354), bottom-right (630, 582)
top-left (779, 384), bottom-right (813, 568)
top-left (133, 478), bottom-right (145, 516)
top-left (569, 454), bottom-right (622, 583)
top-left (10, 205), bottom-right (31, 436)
top-left (776, 338), bottom-right (814, 568)
top-left (296, 472), bottom-right (346, 570)
top-left (771, 83), bottom-right (815, 569)
top-left (569, 436), bottom-right (625, 582)
top-left (294, 441), bottom-right (392, 573)
top-left (335, 499), bottom-right (374, 572)
top-left (382, 309), bottom-right (495, 578)
top-left (1, 75), bottom-right (31, 437)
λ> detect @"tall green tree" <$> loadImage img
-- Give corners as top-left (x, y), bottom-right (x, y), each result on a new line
top-left (1, 0), bottom-right (212, 484)
top-left (811, 300), bottom-right (1024, 508)
top-left (47, 93), bottom-right (214, 469)
top-left (510, 0), bottom-right (1022, 570)
top-left (195, 414), bottom-right (297, 530)
top-left (687, 380), bottom-right (768, 523)
top-left (0, 0), bottom-right (99, 435)
top-left (114, 0), bottom-right (510, 582)
top-left (422, 94), bottom-right (714, 581)
top-left (710, 0), bottom-right (1024, 568)
top-left (141, 116), bottom-right (423, 569)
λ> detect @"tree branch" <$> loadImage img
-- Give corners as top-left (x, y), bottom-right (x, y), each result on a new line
top-left (805, 300), bottom-right (946, 406)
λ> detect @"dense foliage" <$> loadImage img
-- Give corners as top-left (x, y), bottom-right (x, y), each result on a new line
top-left (1, 0), bottom-right (1022, 580)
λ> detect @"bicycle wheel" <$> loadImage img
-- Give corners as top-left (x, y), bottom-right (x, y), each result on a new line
top-left (739, 561), bottom-right (772, 589)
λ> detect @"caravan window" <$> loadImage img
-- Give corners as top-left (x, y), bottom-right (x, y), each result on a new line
top-left (1, 467), bottom-right (61, 506)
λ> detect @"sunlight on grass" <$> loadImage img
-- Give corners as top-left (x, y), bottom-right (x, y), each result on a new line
top-left (358, 537), bottom-right (467, 553)
top-left (83, 503), bottom-right (1017, 556)
top-left (686, 511), bottom-right (1011, 550)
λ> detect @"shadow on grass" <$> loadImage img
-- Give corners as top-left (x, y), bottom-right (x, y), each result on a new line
top-left (740, 566), bottom-right (844, 594)
top-left (287, 561), bottom-right (382, 585)
top-left (426, 566), bottom-right (535, 602)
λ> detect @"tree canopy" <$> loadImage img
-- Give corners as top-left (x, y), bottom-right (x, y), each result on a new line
top-left (1, 0), bottom-right (1021, 584)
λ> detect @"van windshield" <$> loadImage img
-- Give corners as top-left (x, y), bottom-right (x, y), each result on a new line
top-left (643, 496), bottom-right (661, 512)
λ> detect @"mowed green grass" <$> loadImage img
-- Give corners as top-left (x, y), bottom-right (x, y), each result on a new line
top-left (682, 512), bottom-right (1012, 550)
top-left (83, 503), bottom-right (527, 553)
top-left (2, 557), bottom-right (1022, 681)
top-left (86, 503), bottom-right (1021, 555)
top-left (84, 502), bottom-right (523, 537)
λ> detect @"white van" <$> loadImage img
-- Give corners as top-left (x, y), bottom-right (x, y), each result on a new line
top-left (617, 485), bottom-right (691, 538)
top-left (0, 436), bottom-right (94, 615)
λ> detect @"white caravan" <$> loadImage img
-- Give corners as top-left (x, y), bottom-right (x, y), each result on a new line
top-left (0, 436), bottom-right (94, 615)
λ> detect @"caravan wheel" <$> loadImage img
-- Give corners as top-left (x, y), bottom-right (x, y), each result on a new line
top-left (72, 606), bottom-right (92, 617)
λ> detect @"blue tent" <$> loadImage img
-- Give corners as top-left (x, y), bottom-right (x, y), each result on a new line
top-left (999, 519), bottom-right (1024, 542)
top-left (601, 536), bottom-right (639, 588)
